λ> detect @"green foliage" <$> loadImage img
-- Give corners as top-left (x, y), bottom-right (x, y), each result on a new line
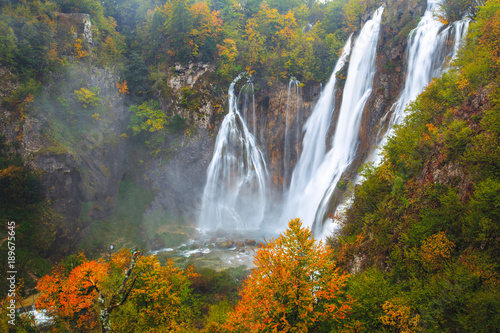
top-left (111, 255), bottom-right (198, 332)
top-left (266, 0), bottom-right (302, 14)
top-left (129, 100), bottom-right (167, 134)
top-left (439, 0), bottom-right (479, 23)
top-left (169, 114), bottom-right (186, 132)
top-left (331, 2), bottom-right (500, 331)
top-left (180, 86), bottom-right (201, 111)
top-left (124, 50), bottom-right (150, 103)
top-left (346, 267), bottom-right (397, 331)
top-left (344, 0), bottom-right (370, 28)
top-left (0, 19), bottom-right (17, 66)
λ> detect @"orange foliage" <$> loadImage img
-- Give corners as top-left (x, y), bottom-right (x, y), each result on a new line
top-left (117, 80), bottom-right (129, 94)
top-left (0, 165), bottom-right (23, 179)
top-left (36, 250), bottom-right (132, 331)
top-left (224, 218), bottom-right (355, 332)
top-left (381, 300), bottom-right (422, 333)
top-left (36, 256), bottom-right (105, 330)
top-left (74, 38), bottom-right (88, 58)
top-left (420, 232), bottom-right (454, 271)
top-left (480, 10), bottom-right (500, 65)
top-left (47, 42), bottom-right (59, 63)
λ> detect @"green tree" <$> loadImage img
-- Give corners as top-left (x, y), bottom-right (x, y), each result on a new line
top-left (128, 100), bottom-right (168, 134)
top-left (438, 0), bottom-right (479, 23)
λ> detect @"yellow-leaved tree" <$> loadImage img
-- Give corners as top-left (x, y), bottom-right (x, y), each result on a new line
top-left (224, 218), bottom-right (357, 332)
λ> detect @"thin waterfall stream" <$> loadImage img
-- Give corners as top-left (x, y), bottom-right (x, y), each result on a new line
top-left (369, 0), bottom-right (471, 167)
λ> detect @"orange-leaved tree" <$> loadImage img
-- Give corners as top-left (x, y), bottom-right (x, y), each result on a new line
top-left (224, 218), bottom-right (356, 332)
top-left (36, 249), bottom-right (136, 332)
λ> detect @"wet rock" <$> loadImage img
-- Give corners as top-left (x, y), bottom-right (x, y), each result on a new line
top-left (216, 240), bottom-right (234, 249)
top-left (245, 239), bottom-right (257, 246)
top-left (235, 241), bottom-right (245, 248)
top-left (151, 236), bottom-right (166, 251)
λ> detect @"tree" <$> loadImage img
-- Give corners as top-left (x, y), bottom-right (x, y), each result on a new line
top-left (36, 250), bottom-right (138, 332)
top-left (224, 218), bottom-right (356, 332)
top-left (111, 255), bottom-right (198, 332)
top-left (128, 100), bottom-right (168, 134)
top-left (438, 0), bottom-right (480, 24)
top-left (344, 0), bottom-right (371, 28)
top-left (188, 1), bottom-right (223, 62)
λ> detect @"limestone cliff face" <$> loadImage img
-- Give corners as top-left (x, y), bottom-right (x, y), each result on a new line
top-left (138, 63), bottom-right (218, 222)
top-left (0, 0), bottom-right (436, 249)
top-left (0, 63), bottom-right (127, 254)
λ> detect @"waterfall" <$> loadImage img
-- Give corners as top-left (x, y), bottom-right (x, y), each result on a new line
top-left (283, 77), bottom-right (301, 190)
top-left (282, 5), bottom-right (384, 233)
top-left (282, 35), bottom-right (352, 217)
top-left (238, 80), bottom-right (257, 136)
top-left (329, 1), bottom-right (471, 237)
top-left (369, 0), bottom-right (471, 167)
top-left (198, 73), bottom-right (268, 231)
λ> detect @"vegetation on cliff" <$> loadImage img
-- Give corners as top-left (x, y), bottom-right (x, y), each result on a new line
top-left (330, 0), bottom-right (500, 330)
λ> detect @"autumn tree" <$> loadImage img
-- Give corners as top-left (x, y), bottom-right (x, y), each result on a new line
top-left (224, 218), bottom-right (356, 332)
top-left (189, 1), bottom-right (223, 62)
top-left (36, 249), bottom-right (137, 332)
top-left (344, 0), bottom-right (373, 28)
top-left (110, 255), bottom-right (198, 332)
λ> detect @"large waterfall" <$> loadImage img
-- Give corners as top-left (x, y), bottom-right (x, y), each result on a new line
top-left (198, 1), bottom-right (472, 237)
top-left (279, 35), bottom-right (352, 229)
top-left (282, 5), bottom-right (385, 233)
top-left (369, 0), bottom-right (471, 167)
top-left (198, 74), bottom-right (268, 231)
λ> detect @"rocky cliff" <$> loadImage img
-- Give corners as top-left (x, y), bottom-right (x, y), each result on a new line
top-left (1, 62), bottom-right (127, 255)
top-left (1, 0), bottom-right (442, 251)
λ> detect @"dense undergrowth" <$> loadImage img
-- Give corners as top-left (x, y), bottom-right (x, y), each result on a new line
top-left (329, 0), bottom-right (500, 330)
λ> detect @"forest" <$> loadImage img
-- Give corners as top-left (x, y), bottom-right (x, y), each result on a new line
top-left (1, 0), bottom-right (499, 331)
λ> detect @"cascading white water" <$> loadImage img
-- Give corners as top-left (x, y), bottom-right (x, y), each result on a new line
top-left (198, 73), bottom-right (268, 231)
top-left (282, 35), bottom-right (352, 216)
top-left (330, 1), bottom-right (472, 237)
top-left (282, 5), bottom-right (384, 233)
top-left (369, 0), bottom-right (471, 167)
top-left (283, 77), bottom-right (301, 190)
top-left (451, 19), bottom-right (470, 61)
top-left (238, 80), bottom-right (257, 136)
